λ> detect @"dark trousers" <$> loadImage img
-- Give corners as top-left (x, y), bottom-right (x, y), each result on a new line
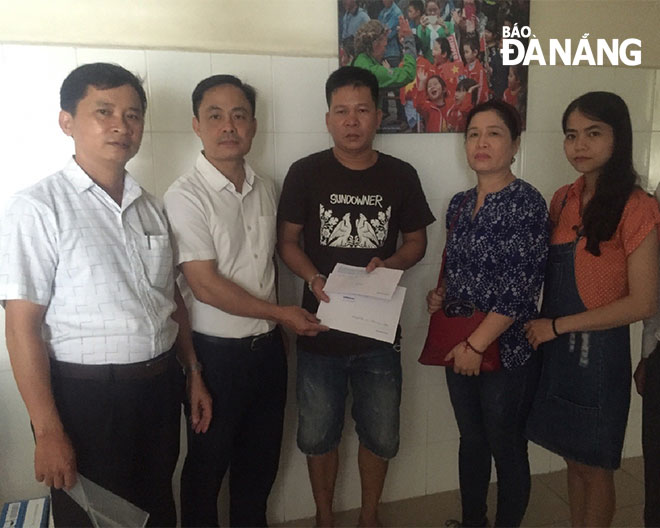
top-left (644, 346), bottom-right (660, 527)
top-left (180, 329), bottom-right (287, 527)
top-left (446, 357), bottom-right (539, 528)
top-left (49, 354), bottom-right (183, 527)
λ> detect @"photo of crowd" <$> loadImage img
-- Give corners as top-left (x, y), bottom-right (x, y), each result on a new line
top-left (338, 0), bottom-right (531, 133)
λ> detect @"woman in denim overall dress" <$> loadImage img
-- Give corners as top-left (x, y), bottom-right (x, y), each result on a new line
top-left (525, 92), bottom-right (660, 527)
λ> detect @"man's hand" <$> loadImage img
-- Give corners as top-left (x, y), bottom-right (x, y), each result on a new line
top-left (365, 257), bottom-right (386, 273)
top-left (186, 372), bottom-right (212, 434)
top-left (276, 305), bottom-right (329, 336)
top-left (634, 358), bottom-right (647, 396)
top-left (310, 275), bottom-right (330, 303)
top-left (34, 428), bottom-right (77, 490)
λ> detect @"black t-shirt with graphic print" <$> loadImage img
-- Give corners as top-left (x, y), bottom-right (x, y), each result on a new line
top-left (278, 148), bottom-right (435, 355)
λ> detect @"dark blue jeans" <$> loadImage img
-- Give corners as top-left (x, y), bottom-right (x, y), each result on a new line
top-left (446, 356), bottom-right (539, 527)
top-left (180, 329), bottom-right (287, 527)
top-left (643, 345), bottom-right (660, 527)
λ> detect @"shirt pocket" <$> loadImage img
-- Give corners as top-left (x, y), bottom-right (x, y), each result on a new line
top-left (257, 215), bottom-right (276, 260)
top-left (138, 233), bottom-right (174, 289)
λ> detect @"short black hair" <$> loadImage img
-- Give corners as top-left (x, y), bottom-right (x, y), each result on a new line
top-left (465, 99), bottom-right (522, 140)
top-left (60, 62), bottom-right (147, 116)
top-left (464, 37), bottom-right (480, 54)
top-left (325, 66), bottom-right (379, 107)
top-left (192, 74), bottom-right (257, 118)
top-left (427, 75), bottom-right (447, 90)
top-left (409, 0), bottom-right (425, 14)
top-left (434, 37), bottom-right (452, 59)
top-left (456, 78), bottom-right (478, 92)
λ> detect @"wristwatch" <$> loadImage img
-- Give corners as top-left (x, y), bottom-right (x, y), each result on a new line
top-left (183, 361), bottom-right (203, 375)
top-left (307, 273), bottom-right (327, 292)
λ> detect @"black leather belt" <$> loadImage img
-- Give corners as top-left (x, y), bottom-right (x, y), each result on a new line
top-left (192, 328), bottom-right (278, 351)
top-left (50, 348), bottom-right (176, 381)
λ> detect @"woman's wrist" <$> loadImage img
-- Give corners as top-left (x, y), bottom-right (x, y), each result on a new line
top-left (551, 317), bottom-right (562, 337)
top-left (464, 338), bottom-right (484, 355)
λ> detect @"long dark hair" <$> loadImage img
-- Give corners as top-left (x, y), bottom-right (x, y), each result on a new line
top-left (562, 92), bottom-right (639, 256)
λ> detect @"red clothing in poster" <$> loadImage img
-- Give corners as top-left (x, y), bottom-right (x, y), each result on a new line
top-left (503, 87), bottom-right (519, 108)
top-left (446, 96), bottom-right (473, 132)
top-left (466, 59), bottom-right (490, 104)
top-left (436, 60), bottom-right (466, 101)
top-left (414, 90), bottom-right (449, 132)
top-left (400, 56), bottom-right (436, 105)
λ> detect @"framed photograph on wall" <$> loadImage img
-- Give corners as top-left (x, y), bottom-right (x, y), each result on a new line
top-left (338, 0), bottom-right (530, 133)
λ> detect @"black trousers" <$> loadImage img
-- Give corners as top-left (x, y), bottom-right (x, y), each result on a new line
top-left (180, 330), bottom-right (287, 527)
top-left (49, 353), bottom-right (184, 527)
top-left (643, 345), bottom-right (660, 527)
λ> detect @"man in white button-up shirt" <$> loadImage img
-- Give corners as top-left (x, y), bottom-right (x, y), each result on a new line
top-left (0, 63), bottom-right (211, 527)
top-left (164, 75), bottom-right (327, 527)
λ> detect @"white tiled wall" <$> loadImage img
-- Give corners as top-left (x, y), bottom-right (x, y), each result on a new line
top-left (0, 44), bottom-right (658, 523)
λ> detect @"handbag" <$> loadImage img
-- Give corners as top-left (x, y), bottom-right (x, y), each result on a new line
top-left (418, 193), bottom-right (501, 371)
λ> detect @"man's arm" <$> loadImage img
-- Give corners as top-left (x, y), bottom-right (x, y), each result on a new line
top-left (366, 228), bottom-right (428, 272)
top-left (277, 221), bottom-right (330, 303)
top-left (5, 300), bottom-right (77, 490)
top-left (180, 260), bottom-right (327, 336)
top-left (171, 285), bottom-right (212, 433)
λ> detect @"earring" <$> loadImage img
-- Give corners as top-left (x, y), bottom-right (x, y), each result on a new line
top-left (511, 156), bottom-right (516, 163)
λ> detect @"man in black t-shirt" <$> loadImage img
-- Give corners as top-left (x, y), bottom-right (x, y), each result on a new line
top-left (277, 66), bottom-right (435, 527)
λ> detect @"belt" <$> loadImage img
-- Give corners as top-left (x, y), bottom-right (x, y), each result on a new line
top-left (50, 348), bottom-right (176, 381)
top-left (193, 328), bottom-right (278, 351)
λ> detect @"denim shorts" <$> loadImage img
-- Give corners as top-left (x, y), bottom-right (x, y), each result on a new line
top-left (296, 343), bottom-right (402, 459)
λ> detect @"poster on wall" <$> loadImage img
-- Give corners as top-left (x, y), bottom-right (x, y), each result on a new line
top-left (338, 0), bottom-right (530, 133)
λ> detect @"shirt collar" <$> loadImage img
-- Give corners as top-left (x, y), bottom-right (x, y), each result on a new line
top-left (566, 175), bottom-right (585, 199)
top-left (474, 177), bottom-right (521, 201)
top-left (195, 151), bottom-right (255, 194)
top-left (62, 156), bottom-right (143, 208)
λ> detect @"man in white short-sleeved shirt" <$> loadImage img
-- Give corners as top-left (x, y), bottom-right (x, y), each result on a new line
top-left (164, 74), bottom-right (327, 527)
top-left (0, 63), bottom-right (211, 528)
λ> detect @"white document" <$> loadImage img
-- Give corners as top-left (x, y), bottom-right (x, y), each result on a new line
top-left (323, 263), bottom-right (403, 300)
top-left (316, 286), bottom-right (407, 343)
top-left (65, 473), bottom-right (149, 527)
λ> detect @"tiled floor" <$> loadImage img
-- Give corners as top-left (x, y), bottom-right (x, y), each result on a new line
top-left (278, 457), bottom-right (645, 527)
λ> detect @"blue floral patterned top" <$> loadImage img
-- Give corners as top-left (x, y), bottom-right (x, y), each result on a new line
top-left (445, 179), bottom-right (549, 368)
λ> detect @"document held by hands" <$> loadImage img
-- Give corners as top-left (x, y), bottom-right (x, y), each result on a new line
top-left (316, 263), bottom-right (406, 343)
top-left (323, 263), bottom-right (404, 300)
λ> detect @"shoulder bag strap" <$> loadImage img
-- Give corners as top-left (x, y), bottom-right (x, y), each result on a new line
top-left (437, 191), bottom-right (473, 288)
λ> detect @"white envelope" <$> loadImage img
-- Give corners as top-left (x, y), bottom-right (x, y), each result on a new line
top-left (316, 286), bottom-right (406, 343)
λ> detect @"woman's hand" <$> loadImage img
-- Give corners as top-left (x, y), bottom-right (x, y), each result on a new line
top-left (420, 15), bottom-right (429, 28)
top-left (524, 318), bottom-right (556, 350)
top-left (426, 285), bottom-right (445, 314)
top-left (445, 341), bottom-right (482, 376)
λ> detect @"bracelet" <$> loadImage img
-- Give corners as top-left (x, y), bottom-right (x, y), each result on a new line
top-left (307, 273), bottom-right (327, 292)
top-left (465, 339), bottom-right (484, 355)
top-left (183, 361), bottom-right (203, 375)
top-left (551, 317), bottom-right (560, 338)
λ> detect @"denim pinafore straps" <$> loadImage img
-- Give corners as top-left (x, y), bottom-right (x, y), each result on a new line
top-left (526, 191), bottom-right (631, 470)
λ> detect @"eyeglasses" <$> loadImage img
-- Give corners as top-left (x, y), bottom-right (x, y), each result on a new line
top-left (443, 299), bottom-right (476, 318)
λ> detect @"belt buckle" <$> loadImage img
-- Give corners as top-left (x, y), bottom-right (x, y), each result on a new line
top-left (250, 331), bottom-right (271, 351)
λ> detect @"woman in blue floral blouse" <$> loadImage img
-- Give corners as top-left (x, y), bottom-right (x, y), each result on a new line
top-left (426, 100), bottom-right (549, 527)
